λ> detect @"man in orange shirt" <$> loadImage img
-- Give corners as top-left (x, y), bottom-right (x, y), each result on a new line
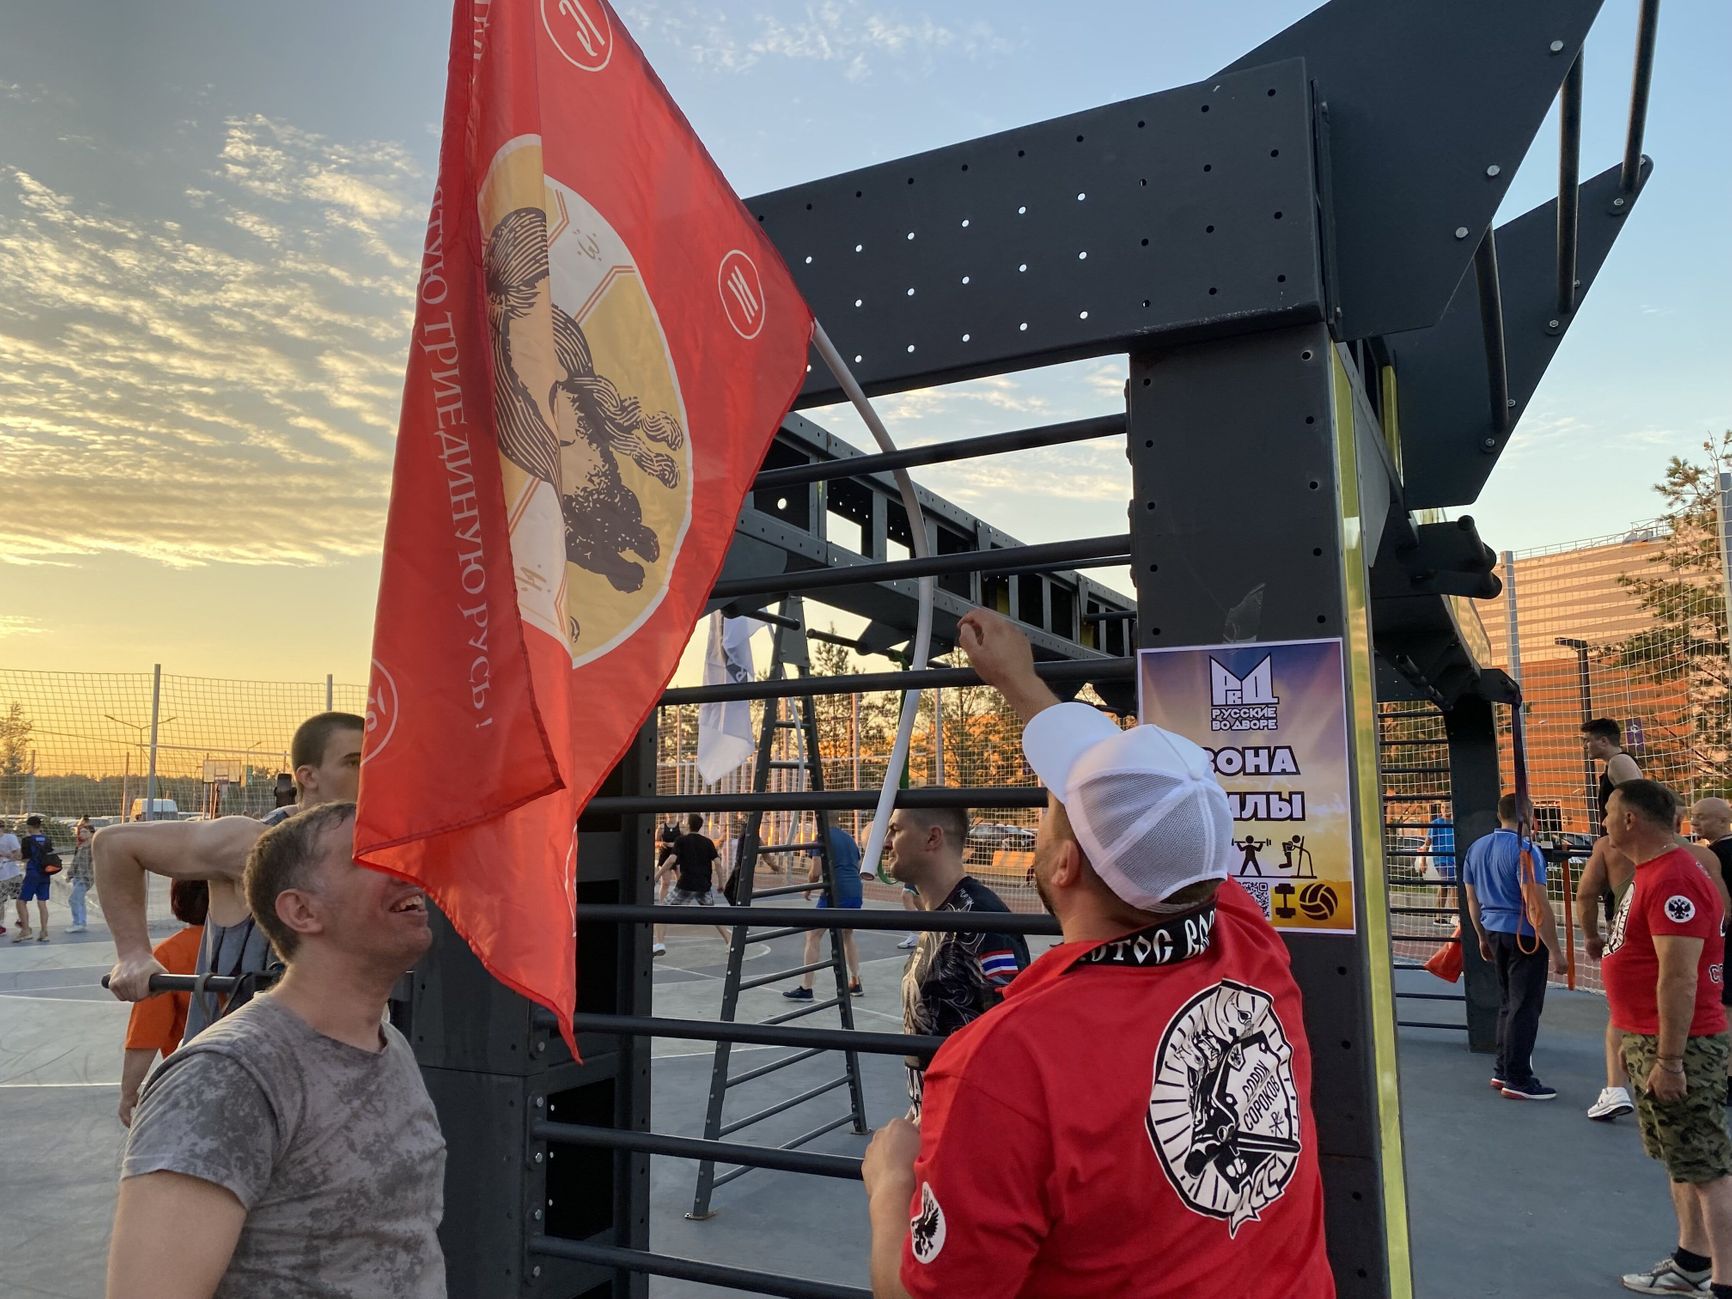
top-left (118, 881), bottom-right (209, 1127)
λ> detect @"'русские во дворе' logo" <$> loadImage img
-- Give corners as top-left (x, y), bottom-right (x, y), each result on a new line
top-left (1210, 655), bottom-right (1279, 732)
top-left (479, 137), bottom-right (694, 670)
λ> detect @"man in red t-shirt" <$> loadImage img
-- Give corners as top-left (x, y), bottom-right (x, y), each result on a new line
top-left (1601, 779), bottom-right (1732, 1297)
top-left (860, 610), bottom-right (1333, 1299)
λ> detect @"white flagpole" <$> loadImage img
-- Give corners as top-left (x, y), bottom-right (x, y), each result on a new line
top-left (810, 323), bottom-right (935, 882)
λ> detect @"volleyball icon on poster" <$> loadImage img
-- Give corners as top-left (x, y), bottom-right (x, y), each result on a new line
top-left (1298, 883), bottom-right (1338, 922)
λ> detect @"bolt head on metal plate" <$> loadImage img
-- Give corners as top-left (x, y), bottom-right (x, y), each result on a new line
top-left (1482, 437), bottom-right (1498, 449)
top-left (1612, 196), bottom-right (1626, 207)
top-left (1485, 165), bottom-right (1501, 178)
top-left (1454, 226), bottom-right (1469, 239)
top-left (1548, 318), bottom-right (1560, 329)
top-left (1549, 39), bottom-right (1565, 53)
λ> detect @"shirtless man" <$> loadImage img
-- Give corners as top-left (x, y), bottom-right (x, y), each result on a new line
top-left (1580, 799), bottom-right (1727, 1121)
top-left (98, 713), bottom-right (363, 1027)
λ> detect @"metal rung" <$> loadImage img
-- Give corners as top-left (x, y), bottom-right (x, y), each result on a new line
top-left (529, 1238), bottom-right (870, 1299)
top-left (751, 881), bottom-right (825, 900)
top-left (589, 786), bottom-right (1046, 814)
top-left (737, 960), bottom-right (833, 992)
top-left (773, 720), bottom-right (801, 728)
top-left (762, 996), bottom-right (843, 1025)
top-left (1397, 991), bottom-right (1467, 1002)
top-left (1398, 1022), bottom-right (1470, 1032)
top-left (726, 1047), bottom-right (826, 1088)
top-left (531, 1120), bottom-right (858, 1180)
top-left (563, 1010), bottom-right (944, 1058)
top-left (720, 1076), bottom-right (850, 1136)
top-left (748, 926), bottom-right (808, 943)
top-left (757, 842), bottom-right (821, 853)
top-left (769, 760), bottom-right (812, 769)
top-left (713, 1113), bottom-right (861, 1190)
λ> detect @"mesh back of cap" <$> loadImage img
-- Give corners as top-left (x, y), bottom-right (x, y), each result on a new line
top-left (1074, 767), bottom-right (1227, 905)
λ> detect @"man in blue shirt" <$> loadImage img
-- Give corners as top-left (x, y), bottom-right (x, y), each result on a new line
top-left (1427, 804), bottom-right (1457, 927)
top-left (783, 821), bottom-right (867, 1000)
top-left (1462, 794), bottom-right (1567, 1101)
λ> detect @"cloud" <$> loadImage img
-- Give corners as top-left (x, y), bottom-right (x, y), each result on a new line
top-left (0, 113), bottom-right (427, 568)
top-left (0, 614), bottom-right (46, 637)
top-left (631, 2), bottom-right (1012, 81)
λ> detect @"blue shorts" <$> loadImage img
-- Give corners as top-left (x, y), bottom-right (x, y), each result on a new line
top-left (816, 890), bottom-right (863, 910)
top-left (17, 874), bottom-right (50, 903)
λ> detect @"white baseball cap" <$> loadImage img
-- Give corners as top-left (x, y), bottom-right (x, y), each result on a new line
top-left (1021, 702), bottom-right (1233, 911)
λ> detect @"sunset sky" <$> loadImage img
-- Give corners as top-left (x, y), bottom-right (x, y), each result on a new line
top-left (2, 0), bottom-right (1727, 689)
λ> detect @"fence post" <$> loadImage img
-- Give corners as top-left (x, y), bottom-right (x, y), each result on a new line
top-left (144, 664), bottom-right (162, 822)
top-left (1500, 549), bottom-right (1522, 693)
top-left (1715, 474), bottom-right (1732, 742)
top-left (325, 673), bottom-right (334, 712)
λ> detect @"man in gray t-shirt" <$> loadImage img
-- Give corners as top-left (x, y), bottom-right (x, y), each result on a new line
top-left (109, 801), bottom-right (445, 1298)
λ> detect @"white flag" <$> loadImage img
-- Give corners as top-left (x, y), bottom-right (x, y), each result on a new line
top-left (696, 613), bottom-right (760, 784)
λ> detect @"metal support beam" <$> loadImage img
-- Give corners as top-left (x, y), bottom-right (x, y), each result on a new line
top-left (753, 414), bottom-right (1121, 490)
top-left (1444, 696), bottom-right (1503, 1055)
top-left (1130, 324), bottom-right (1405, 1297)
top-left (1621, 0), bottom-right (1662, 196)
top-left (1473, 228), bottom-right (1511, 439)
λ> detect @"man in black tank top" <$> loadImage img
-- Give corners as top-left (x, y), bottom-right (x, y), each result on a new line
top-left (1583, 718), bottom-right (1642, 833)
top-left (97, 711), bottom-right (365, 1042)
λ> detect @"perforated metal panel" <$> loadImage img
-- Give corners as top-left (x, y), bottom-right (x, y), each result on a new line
top-left (749, 59), bottom-right (1324, 407)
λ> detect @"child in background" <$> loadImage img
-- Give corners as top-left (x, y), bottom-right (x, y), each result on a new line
top-left (117, 879), bottom-right (209, 1126)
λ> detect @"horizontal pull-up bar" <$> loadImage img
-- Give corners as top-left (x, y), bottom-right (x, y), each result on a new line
top-left (586, 786), bottom-right (1049, 815)
top-left (578, 902), bottom-right (1062, 937)
top-left (709, 534), bottom-right (1131, 602)
top-left (752, 414), bottom-right (1123, 491)
top-left (561, 1010), bottom-right (945, 1058)
top-left (662, 656), bottom-right (1133, 706)
top-left (528, 1237), bottom-right (870, 1299)
top-left (531, 1121), bottom-right (862, 1180)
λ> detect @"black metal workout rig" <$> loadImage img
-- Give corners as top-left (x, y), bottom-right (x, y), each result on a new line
top-left (368, 2), bottom-right (1665, 1295)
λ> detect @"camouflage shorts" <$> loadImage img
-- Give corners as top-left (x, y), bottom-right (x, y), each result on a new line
top-left (0, 876), bottom-right (19, 904)
top-left (1622, 1032), bottom-right (1732, 1184)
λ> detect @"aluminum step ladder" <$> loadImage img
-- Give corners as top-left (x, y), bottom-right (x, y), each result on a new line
top-left (688, 597), bottom-right (869, 1219)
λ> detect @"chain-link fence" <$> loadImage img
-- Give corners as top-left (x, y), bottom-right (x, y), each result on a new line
top-left (0, 667), bottom-right (366, 927)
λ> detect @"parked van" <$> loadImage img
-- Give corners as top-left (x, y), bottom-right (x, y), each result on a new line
top-left (128, 798), bottom-right (179, 822)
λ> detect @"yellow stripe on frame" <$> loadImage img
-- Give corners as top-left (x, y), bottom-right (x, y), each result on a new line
top-left (1332, 348), bottom-right (1414, 1299)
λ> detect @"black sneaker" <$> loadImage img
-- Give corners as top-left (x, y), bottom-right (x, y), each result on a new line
top-left (1500, 1078), bottom-right (1558, 1102)
top-left (849, 980), bottom-right (864, 997)
top-left (782, 986), bottom-right (814, 1001)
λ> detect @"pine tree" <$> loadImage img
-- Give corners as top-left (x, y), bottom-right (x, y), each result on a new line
top-left (1, 700), bottom-right (32, 812)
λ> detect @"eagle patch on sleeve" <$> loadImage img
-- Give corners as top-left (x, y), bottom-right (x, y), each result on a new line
top-left (910, 1182), bottom-right (947, 1264)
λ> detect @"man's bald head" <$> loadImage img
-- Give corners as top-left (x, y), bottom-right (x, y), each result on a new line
top-left (1692, 797), bottom-right (1732, 844)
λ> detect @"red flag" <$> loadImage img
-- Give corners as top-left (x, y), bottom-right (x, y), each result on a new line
top-left (356, 0), bottom-right (813, 1052)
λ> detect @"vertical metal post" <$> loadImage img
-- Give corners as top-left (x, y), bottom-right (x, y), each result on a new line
top-left (1501, 550), bottom-right (1522, 692)
top-left (144, 664), bottom-right (162, 822)
top-left (1445, 696), bottom-right (1501, 1054)
top-left (851, 692), bottom-right (862, 839)
top-left (1129, 325), bottom-right (1406, 1299)
top-left (325, 673), bottom-right (335, 712)
top-left (1558, 639), bottom-right (1596, 830)
top-left (932, 687), bottom-right (944, 785)
top-left (1556, 53), bottom-right (1583, 315)
top-left (1714, 473), bottom-right (1732, 695)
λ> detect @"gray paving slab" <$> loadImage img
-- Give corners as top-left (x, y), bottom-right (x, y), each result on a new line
top-left (0, 914), bottom-right (1696, 1299)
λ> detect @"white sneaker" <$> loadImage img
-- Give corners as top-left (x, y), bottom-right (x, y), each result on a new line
top-left (1621, 1256), bottom-right (1710, 1293)
top-left (652, 943), bottom-right (667, 957)
top-left (1589, 1086), bottom-right (1635, 1121)
top-left (67, 924), bottom-right (87, 933)
top-left (897, 935), bottom-right (919, 950)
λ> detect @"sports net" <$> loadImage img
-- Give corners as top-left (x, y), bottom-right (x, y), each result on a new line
top-left (0, 668), bottom-right (366, 924)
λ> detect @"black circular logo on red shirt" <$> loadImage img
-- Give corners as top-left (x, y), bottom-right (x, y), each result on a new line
top-left (1146, 979), bottom-right (1301, 1237)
